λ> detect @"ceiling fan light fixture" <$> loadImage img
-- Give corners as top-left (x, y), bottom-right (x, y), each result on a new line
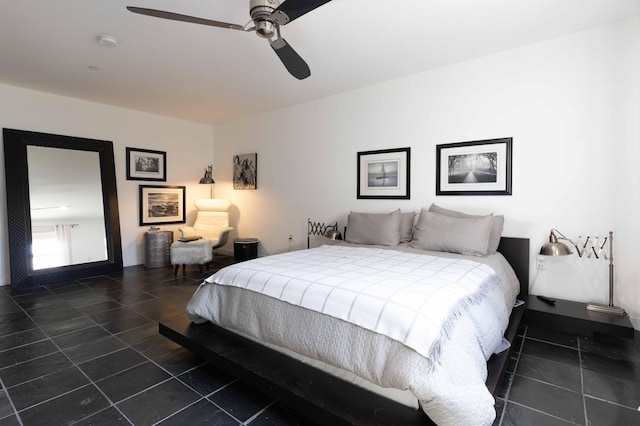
top-left (250, 0), bottom-right (279, 38)
top-left (255, 20), bottom-right (276, 38)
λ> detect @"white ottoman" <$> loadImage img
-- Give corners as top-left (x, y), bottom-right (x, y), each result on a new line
top-left (170, 239), bottom-right (214, 275)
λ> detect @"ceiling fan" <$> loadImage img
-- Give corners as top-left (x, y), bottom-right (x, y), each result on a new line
top-left (127, 0), bottom-right (333, 80)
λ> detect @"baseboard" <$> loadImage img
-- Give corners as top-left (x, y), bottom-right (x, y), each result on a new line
top-left (630, 316), bottom-right (640, 331)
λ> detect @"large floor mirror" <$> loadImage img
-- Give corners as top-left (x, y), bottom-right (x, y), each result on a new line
top-left (3, 128), bottom-right (123, 289)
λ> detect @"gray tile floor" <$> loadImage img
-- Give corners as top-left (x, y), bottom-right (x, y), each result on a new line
top-left (496, 322), bottom-right (640, 425)
top-left (1, 259), bottom-right (638, 425)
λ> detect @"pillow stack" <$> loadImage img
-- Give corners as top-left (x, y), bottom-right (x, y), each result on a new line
top-left (399, 212), bottom-right (416, 243)
top-left (409, 204), bottom-right (504, 256)
top-left (343, 204), bottom-right (504, 256)
top-left (345, 209), bottom-right (416, 246)
top-left (345, 209), bottom-right (401, 246)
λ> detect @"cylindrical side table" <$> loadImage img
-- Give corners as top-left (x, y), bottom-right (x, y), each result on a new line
top-left (234, 238), bottom-right (259, 262)
top-left (144, 230), bottom-right (173, 268)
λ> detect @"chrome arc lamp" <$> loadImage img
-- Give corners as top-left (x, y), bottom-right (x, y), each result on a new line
top-left (540, 229), bottom-right (625, 316)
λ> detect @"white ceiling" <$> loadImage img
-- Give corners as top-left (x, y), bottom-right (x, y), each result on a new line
top-left (1, 0), bottom-right (639, 125)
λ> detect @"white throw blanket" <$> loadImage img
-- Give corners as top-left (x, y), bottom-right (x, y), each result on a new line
top-left (205, 245), bottom-right (498, 364)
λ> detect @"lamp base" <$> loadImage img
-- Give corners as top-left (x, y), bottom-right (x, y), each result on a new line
top-left (586, 303), bottom-right (625, 316)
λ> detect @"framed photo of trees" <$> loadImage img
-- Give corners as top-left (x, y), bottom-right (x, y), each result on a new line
top-left (436, 138), bottom-right (512, 196)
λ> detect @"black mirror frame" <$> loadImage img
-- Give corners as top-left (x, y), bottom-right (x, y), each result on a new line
top-left (3, 128), bottom-right (123, 289)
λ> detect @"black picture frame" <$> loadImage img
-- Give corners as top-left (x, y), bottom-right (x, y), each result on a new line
top-left (436, 138), bottom-right (512, 196)
top-left (233, 153), bottom-right (257, 190)
top-left (126, 147), bottom-right (167, 181)
top-left (139, 185), bottom-right (186, 226)
top-left (357, 147), bottom-right (411, 199)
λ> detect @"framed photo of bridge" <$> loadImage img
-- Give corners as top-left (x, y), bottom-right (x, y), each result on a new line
top-left (436, 138), bottom-right (512, 196)
top-left (357, 147), bottom-right (410, 199)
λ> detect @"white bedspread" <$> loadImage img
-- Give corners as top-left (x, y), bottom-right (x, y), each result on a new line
top-left (186, 245), bottom-right (518, 426)
top-left (204, 245), bottom-right (498, 364)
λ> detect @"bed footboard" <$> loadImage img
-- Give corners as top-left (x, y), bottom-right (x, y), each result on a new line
top-left (159, 315), bottom-right (433, 426)
top-left (159, 305), bottom-right (525, 426)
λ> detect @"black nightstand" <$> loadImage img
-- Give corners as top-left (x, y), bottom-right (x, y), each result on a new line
top-left (234, 238), bottom-right (259, 262)
top-left (524, 295), bottom-right (634, 339)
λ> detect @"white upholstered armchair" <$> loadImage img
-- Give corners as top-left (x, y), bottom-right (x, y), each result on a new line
top-left (170, 199), bottom-right (233, 275)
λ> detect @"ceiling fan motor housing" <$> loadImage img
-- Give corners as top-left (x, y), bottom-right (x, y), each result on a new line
top-left (250, 0), bottom-right (281, 38)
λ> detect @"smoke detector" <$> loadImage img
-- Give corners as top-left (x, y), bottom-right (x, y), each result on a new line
top-left (97, 34), bottom-right (118, 47)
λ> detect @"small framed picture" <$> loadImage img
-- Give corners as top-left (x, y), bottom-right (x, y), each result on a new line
top-left (126, 147), bottom-right (166, 181)
top-left (233, 153), bottom-right (257, 190)
top-left (139, 185), bottom-right (185, 226)
top-left (357, 147), bottom-right (410, 199)
top-left (436, 137), bottom-right (512, 196)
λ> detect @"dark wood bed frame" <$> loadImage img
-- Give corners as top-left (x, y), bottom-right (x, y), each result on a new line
top-left (160, 237), bottom-right (529, 426)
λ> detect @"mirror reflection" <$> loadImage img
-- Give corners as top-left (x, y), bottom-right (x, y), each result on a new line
top-left (27, 146), bottom-right (108, 269)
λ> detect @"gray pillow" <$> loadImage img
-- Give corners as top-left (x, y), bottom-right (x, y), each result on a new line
top-left (428, 204), bottom-right (504, 254)
top-left (345, 209), bottom-right (402, 246)
top-left (400, 212), bottom-right (416, 243)
top-left (409, 209), bottom-right (494, 256)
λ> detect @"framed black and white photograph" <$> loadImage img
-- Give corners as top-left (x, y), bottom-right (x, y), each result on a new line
top-left (139, 185), bottom-right (185, 226)
top-left (126, 147), bottom-right (166, 181)
top-left (233, 153), bottom-right (257, 190)
top-left (357, 147), bottom-right (410, 199)
top-left (436, 137), bottom-right (512, 196)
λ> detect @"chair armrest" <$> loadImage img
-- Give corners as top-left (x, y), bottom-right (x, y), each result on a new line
top-left (215, 227), bottom-right (234, 247)
top-left (178, 226), bottom-right (197, 239)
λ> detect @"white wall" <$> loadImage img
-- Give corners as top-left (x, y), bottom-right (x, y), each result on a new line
top-left (0, 83), bottom-right (215, 284)
top-left (213, 17), bottom-right (640, 328)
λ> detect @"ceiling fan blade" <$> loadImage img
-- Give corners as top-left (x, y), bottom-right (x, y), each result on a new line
top-left (270, 38), bottom-right (311, 80)
top-left (127, 6), bottom-right (247, 31)
top-left (271, 0), bottom-right (332, 25)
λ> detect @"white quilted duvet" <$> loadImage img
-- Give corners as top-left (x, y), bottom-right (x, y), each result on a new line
top-left (186, 244), bottom-right (519, 426)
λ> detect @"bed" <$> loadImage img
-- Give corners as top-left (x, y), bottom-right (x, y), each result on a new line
top-left (161, 206), bottom-right (529, 426)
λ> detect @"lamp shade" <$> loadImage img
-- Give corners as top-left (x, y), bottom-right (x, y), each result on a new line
top-left (539, 229), bottom-right (572, 256)
top-left (199, 165), bottom-right (215, 184)
top-left (323, 229), bottom-right (343, 240)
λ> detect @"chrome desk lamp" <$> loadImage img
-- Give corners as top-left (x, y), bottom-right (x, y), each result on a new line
top-left (540, 229), bottom-right (624, 316)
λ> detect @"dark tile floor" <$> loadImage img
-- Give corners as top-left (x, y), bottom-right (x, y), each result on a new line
top-left (0, 258), bottom-right (638, 425)
top-left (496, 321), bottom-right (640, 426)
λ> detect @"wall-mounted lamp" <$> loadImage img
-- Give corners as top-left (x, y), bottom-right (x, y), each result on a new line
top-left (199, 165), bottom-right (215, 198)
top-left (307, 219), bottom-right (343, 249)
top-left (540, 229), bottom-right (624, 316)
top-left (539, 229), bottom-right (573, 256)
top-left (323, 223), bottom-right (343, 240)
